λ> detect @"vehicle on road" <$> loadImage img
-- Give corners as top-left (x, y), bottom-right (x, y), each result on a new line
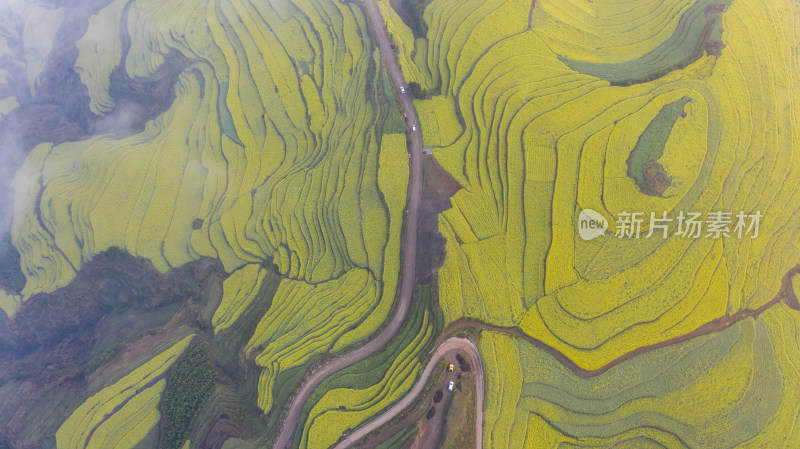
top-left (411, 125), bottom-right (416, 132)
top-left (448, 381), bottom-right (454, 391)
top-left (399, 86), bottom-right (406, 94)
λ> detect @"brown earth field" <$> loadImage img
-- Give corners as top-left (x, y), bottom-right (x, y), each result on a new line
top-left (416, 154), bottom-right (462, 284)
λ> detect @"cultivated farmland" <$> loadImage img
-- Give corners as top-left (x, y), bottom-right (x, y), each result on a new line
top-left (8, 0), bottom-right (408, 431)
top-left (296, 285), bottom-right (437, 449)
top-left (382, 0), bottom-right (800, 445)
top-left (1, 0), bottom-right (799, 447)
top-left (55, 335), bottom-right (195, 449)
top-left (383, 0), bottom-right (800, 365)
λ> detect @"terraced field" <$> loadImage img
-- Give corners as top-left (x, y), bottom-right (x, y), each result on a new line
top-left (2, 0), bottom-right (800, 447)
top-left (56, 335), bottom-right (195, 449)
top-left (8, 0), bottom-right (409, 434)
top-left (295, 285), bottom-right (436, 449)
top-left (379, 0), bottom-right (800, 446)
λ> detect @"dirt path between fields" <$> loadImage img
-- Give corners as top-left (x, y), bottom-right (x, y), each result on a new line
top-left (440, 264), bottom-right (800, 377)
top-left (271, 0), bottom-right (425, 447)
top-left (331, 338), bottom-right (483, 449)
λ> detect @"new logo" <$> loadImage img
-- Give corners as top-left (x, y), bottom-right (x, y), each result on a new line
top-left (578, 209), bottom-right (608, 241)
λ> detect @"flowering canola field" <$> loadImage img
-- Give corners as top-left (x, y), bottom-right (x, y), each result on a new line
top-left (9, 0), bottom-right (408, 443)
top-left (6, 0), bottom-right (800, 446)
top-left (55, 335), bottom-right (195, 449)
top-left (383, 0), bottom-right (800, 445)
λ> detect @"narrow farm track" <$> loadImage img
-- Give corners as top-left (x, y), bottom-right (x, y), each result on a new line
top-left (271, 0), bottom-right (425, 447)
top-left (439, 265), bottom-right (800, 378)
top-left (331, 338), bottom-right (484, 449)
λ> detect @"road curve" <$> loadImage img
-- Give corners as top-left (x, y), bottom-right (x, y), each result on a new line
top-left (271, 0), bottom-right (423, 447)
top-left (332, 337), bottom-right (484, 449)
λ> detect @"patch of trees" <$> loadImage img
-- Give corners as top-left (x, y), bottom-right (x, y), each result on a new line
top-left (85, 343), bottom-right (124, 373)
top-left (393, 0), bottom-right (432, 39)
top-left (407, 82), bottom-right (436, 100)
top-left (426, 406), bottom-right (435, 419)
top-left (0, 248), bottom-right (196, 355)
top-left (159, 343), bottom-right (216, 449)
top-left (101, 50), bottom-right (186, 135)
top-left (456, 353), bottom-right (471, 372)
top-left (109, 67), bottom-right (159, 104)
top-left (0, 235), bottom-right (25, 294)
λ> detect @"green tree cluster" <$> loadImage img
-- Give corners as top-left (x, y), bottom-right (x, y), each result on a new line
top-left (159, 343), bottom-right (216, 449)
top-left (407, 82), bottom-right (436, 100)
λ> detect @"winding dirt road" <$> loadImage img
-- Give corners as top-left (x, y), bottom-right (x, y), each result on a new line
top-left (271, 0), bottom-right (426, 447)
top-left (332, 338), bottom-right (484, 449)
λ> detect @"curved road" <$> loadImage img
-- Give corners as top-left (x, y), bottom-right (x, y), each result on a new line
top-left (332, 338), bottom-right (484, 449)
top-left (272, 0), bottom-right (425, 447)
top-left (273, 1), bottom-right (800, 446)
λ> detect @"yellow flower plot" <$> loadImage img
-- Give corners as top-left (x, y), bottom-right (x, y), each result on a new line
top-left (3, 0), bottom-right (800, 447)
top-left (385, 0), bottom-right (800, 445)
top-left (56, 335), bottom-right (194, 449)
top-left (10, 0), bottom-right (407, 427)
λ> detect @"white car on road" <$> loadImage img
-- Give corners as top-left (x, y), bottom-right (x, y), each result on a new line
top-left (399, 86), bottom-right (406, 94)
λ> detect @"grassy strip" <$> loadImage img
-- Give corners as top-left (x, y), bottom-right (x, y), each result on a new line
top-left (559, 0), bottom-right (729, 85)
top-left (375, 424), bottom-right (418, 449)
top-left (626, 96), bottom-right (691, 185)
